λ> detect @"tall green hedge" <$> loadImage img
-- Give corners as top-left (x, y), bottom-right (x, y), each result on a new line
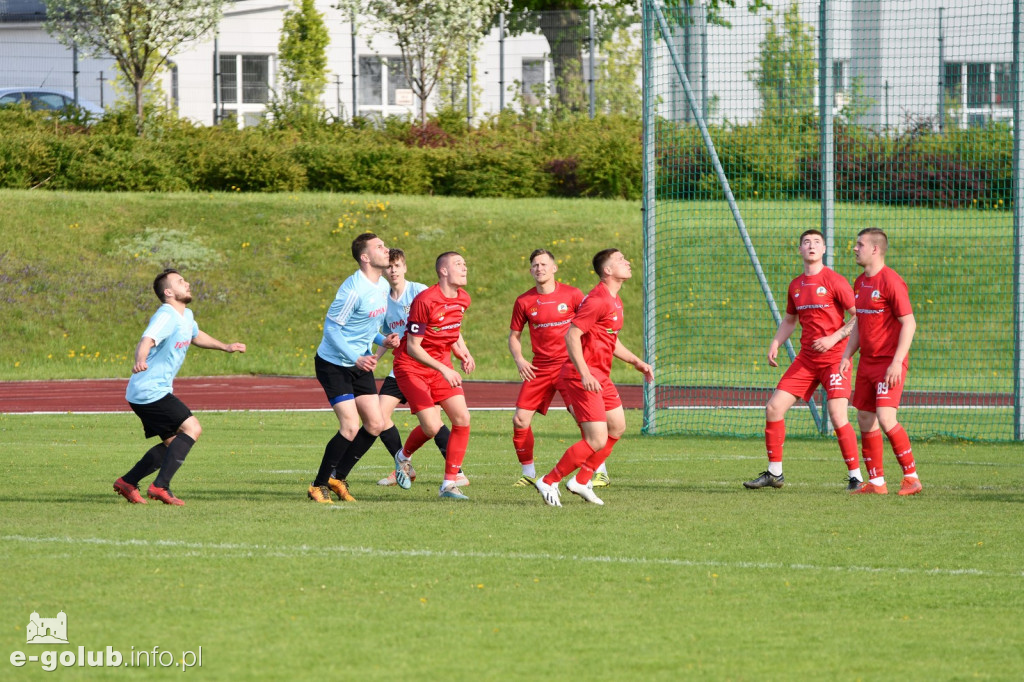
top-left (0, 104), bottom-right (1011, 206)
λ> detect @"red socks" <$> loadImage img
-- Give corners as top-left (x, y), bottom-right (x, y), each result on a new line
top-left (578, 437), bottom-right (619, 484)
top-left (544, 440), bottom-right (595, 485)
top-left (886, 424), bottom-right (916, 476)
top-left (861, 429), bottom-right (885, 479)
top-left (834, 422), bottom-right (860, 471)
top-left (512, 427), bottom-right (534, 465)
top-left (443, 425), bottom-right (470, 480)
top-left (765, 419), bottom-right (785, 462)
top-left (402, 425), bottom-right (431, 458)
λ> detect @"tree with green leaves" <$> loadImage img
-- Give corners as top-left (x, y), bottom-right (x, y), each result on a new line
top-left (43, 0), bottom-right (223, 135)
top-left (508, 1), bottom-right (769, 112)
top-left (275, 0), bottom-right (331, 125)
top-left (340, 0), bottom-right (502, 126)
top-left (748, 2), bottom-right (816, 124)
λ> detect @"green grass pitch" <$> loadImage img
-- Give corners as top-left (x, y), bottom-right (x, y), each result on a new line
top-left (1, 409), bottom-right (1022, 679)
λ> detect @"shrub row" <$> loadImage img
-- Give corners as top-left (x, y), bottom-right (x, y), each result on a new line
top-left (0, 108), bottom-right (642, 199)
top-left (0, 106), bottom-right (1011, 207)
top-left (656, 118), bottom-right (1012, 209)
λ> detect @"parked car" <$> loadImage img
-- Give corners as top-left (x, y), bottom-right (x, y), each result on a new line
top-left (0, 87), bottom-right (104, 118)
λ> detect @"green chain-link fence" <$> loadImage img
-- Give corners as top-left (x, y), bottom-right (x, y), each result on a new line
top-left (642, 0), bottom-right (1019, 441)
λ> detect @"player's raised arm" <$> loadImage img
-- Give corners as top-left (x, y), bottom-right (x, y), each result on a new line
top-left (191, 330), bottom-right (246, 353)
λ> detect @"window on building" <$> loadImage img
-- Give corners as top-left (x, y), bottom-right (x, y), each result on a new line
top-left (832, 61), bottom-right (845, 94)
top-left (217, 54), bottom-right (271, 105)
top-left (359, 56), bottom-right (383, 106)
top-left (359, 56), bottom-right (415, 110)
top-left (386, 57), bottom-right (411, 106)
top-left (169, 61), bottom-right (179, 112)
top-left (943, 62), bottom-right (963, 106)
top-left (993, 63), bottom-right (1012, 108)
top-left (241, 56), bottom-right (269, 103)
top-left (522, 58), bottom-right (547, 106)
top-left (966, 62), bottom-right (990, 108)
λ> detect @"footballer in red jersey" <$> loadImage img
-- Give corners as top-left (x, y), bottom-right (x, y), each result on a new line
top-left (840, 228), bottom-right (921, 496)
top-left (534, 249), bottom-right (653, 508)
top-left (508, 249), bottom-right (585, 486)
top-left (744, 229), bottom-right (863, 492)
top-left (391, 251), bottom-right (477, 500)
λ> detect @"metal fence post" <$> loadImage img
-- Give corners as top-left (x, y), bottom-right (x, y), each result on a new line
top-left (700, 1), bottom-right (708, 122)
top-left (213, 35), bottom-right (221, 124)
top-left (938, 7), bottom-right (945, 132)
top-left (466, 49), bottom-right (473, 127)
top-left (72, 44), bottom-right (79, 104)
top-left (351, 19), bottom-right (358, 120)
top-left (641, 0), bottom-right (657, 433)
top-left (499, 12), bottom-right (506, 112)
top-left (588, 8), bottom-right (596, 119)
top-left (1013, 0), bottom-right (1024, 439)
top-left (818, 0), bottom-right (835, 435)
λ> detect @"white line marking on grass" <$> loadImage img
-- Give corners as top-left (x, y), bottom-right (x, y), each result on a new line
top-left (2, 534), bottom-right (1020, 579)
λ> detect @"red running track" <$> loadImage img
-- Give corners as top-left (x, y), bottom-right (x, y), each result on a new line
top-left (0, 377), bottom-right (1004, 413)
top-left (0, 376), bottom-right (645, 413)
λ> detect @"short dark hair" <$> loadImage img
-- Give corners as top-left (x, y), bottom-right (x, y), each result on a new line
top-left (592, 248), bottom-right (620, 277)
top-left (389, 248), bottom-right (406, 264)
top-left (799, 229), bottom-right (824, 243)
top-left (153, 268), bottom-right (180, 302)
top-left (351, 232), bottom-right (378, 262)
top-left (529, 249), bottom-right (555, 264)
top-left (435, 251), bottom-right (461, 274)
top-left (858, 227), bottom-right (888, 254)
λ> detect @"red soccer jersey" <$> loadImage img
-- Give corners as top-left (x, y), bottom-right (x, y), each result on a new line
top-left (562, 282), bottom-right (623, 379)
top-left (510, 282), bottom-right (585, 369)
top-left (393, 284), bottom-right (472, 375)
top-left (785, 267), bottom-right (855, 365)
top-left (853, 266), bottom-right (913, 361)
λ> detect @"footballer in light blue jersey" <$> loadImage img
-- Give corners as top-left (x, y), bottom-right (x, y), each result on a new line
top-left (317, 269), bottom-right (390, 367)
top-left (125, 304), bottom-right (198, 405)
top-left (115, 269), bottom-right (246, 507)
top-left (308, 233), bottom-right (401, 501)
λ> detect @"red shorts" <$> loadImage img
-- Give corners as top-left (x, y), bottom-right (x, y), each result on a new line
top-left (561, 371), bottom-right (621, 423)
top-left (394, 366), bottom-right (464, 414)
top-left (852, 357), bottom-right (907, 412)
top-left (515, 364), bottom-right (566, 415)
top-left (776, 354), bottom-right (851, 402)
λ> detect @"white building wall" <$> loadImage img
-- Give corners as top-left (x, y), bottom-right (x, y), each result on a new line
top-left (0, 0), bottom-right (1014, 128)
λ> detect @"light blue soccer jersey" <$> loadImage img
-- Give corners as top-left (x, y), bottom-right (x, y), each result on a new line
top-left (125, 305), bottom-right (199, 405)
top-left (382, 280), bottom-right (428, 377)
top-left (317, 270), bottom-right (390, 367)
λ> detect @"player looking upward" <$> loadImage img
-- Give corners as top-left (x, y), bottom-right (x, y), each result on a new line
top-left (534, 248), bottom-right (653, 507)
top-left (114, 269), bottom-right (246, 506)
top-left (391, 252), bottom-right (476, 500)
top-left (372, 248), bottom-right (467, 487)
top-left (508, 249), bottom-right (585, 486)
top-left (744, 229), bottom-right (863, 491)
top-left (307, 232), bottom-right (399, 504)
top-left (840, 228), bottom-right (922, 496)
